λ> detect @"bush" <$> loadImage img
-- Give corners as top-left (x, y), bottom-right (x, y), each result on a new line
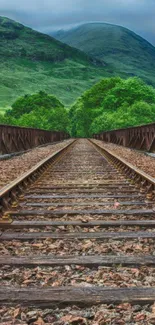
top-left (69, 77), bottom-right (155, 136)
top-left (3, 91), bottom-right (69, 132)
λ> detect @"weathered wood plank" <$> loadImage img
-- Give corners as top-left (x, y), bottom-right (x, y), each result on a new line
top-left (50, 171), bottom-right (119, 174)
top-left (9, 209), bottom-right (154, 216)
top-left (2, 220), bottom-right (155, 229)
top-left (22, 201), bottom-right (150, 207)
top-left (30, 183), bottom-right (132, 188)
top-left (29, 183), bottom-right (129, 187)
top-left (1, 231), bottom-right (155, 240)
top-left (29, 184), bottom-right (132, 189)
top-left (25, 194), bottom-right (141, 199)
top-left (0, 255), bottom-right (155, 267)
top-left (27, 188), bottom-right (136, 194)
top-left (1, 287), bottom-right (155, 306)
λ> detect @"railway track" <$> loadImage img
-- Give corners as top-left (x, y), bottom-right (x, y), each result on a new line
top-left (1, 138), bottom-right (155, 323)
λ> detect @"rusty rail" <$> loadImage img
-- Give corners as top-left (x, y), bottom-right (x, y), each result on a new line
top-left (93, 123), bottom-right (155, 152)
top-left (90, 139), bottom-right (155, 200)
top-left (1, 137), bottom-right (155, 221)
top-left (0, 124), bottom-right (70, 154)
top-left (0, 139), bottom-right (75, 219)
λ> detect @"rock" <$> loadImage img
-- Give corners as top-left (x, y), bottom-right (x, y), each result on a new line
top-left (27, 310), bottom-right (39, 323)
top-left (84, 311), bottom-right (94, 319)
top-left (60, 315), bottom-right (87, 324)
top-left (27, 311), bottom-right (38, 318)
top-left (132, 305), bottom-right (142, 312)
top-left (42, 309), bottom-right (53, 317)
top-left (148, 315), bottom-right (155, 324)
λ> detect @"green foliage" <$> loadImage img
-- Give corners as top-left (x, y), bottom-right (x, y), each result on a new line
top-left (69, 77), bottom-right (155, 137)
top-left (6, 91), bottom-right (64, 118)
top-left (1, 91), bottom-right (69, 132)
top-left (1, 74), bottom-right (155, 138)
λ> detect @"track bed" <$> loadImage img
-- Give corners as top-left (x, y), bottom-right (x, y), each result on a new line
top-left (1, 139), bottom-right (155, 324)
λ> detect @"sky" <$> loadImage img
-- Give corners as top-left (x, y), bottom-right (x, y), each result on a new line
top-left (0, 0), bottom-right (155, 45)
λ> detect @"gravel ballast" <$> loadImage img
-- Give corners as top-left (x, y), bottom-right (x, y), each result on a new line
top-left (92, 139), bottom-right (155, 178)
top-left (0, 140), bottom-right (72, 189)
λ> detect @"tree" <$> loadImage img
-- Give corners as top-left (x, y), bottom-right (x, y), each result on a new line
top-left (3, 91), bottom-right (69, 132)
top-left (70, 77), bottom-right (155, 137)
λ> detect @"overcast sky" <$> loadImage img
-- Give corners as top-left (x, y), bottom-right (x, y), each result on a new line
top-left (0, 0), bottom-right (155, 45)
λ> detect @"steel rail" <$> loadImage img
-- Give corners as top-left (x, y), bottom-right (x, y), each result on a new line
top-left (90, 139), bottom-right (155, 200)
top-left (0, 139), bottom-right (75, 219)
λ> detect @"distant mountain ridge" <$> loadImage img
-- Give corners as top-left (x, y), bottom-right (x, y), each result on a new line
top-left (52, 22), bottom-right (155, 84)
top-left (0, 17), bottom-right (101, 65)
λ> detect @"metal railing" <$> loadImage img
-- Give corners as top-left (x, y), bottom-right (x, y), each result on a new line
top-left (0, 124), bottom-right (70, 154)
top-left (93, 123), bottom-right (155, 152)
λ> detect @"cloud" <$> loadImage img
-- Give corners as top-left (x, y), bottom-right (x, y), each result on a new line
top-left (0, 0), bottom-right (155, 45)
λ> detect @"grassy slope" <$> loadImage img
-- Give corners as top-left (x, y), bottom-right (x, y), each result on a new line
top-left (52, 22), bottom-right (155, 86)
top-left (0, 17), bottom-right (114, 111)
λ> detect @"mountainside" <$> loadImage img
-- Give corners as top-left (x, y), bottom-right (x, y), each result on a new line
top-left (1, 18), bottom-right (155, 112)
top-left (0, 17), bottom-right (109, 110)
top-left (0, 17), bottom-right (98, 64)
top-left (52, 22), bottom-right (155, 86)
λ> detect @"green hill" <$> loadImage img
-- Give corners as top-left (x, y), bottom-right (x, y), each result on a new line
top-left (52, 22), bottom-right (155, 86)
top-left (2, 18), bottom-right (155, 113)
top-left (0, 17), bottom-right (110, 111)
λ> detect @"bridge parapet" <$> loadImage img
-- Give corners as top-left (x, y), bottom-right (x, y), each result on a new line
top-left (0, 124), bottom-right (70, 154)
top-left (93, 123), bottom-right (155, 152)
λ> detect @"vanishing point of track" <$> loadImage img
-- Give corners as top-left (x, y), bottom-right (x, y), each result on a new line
top-left (1, 139), bottom-right (155, 307)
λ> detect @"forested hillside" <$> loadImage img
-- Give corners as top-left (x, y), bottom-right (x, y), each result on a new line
top-left (2, 17), bottom-right (155, 113)
top-left (0, 17), bottom-right (108, 111)
top-left (53, 23), bottom-right (155, 86)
